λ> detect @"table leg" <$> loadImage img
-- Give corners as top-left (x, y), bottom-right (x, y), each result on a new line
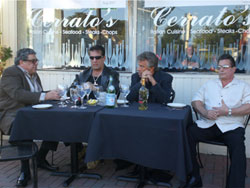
top-left (117, 165), bottom-right (172, 188)
top-left (51, 143), bottom-right (102, 187)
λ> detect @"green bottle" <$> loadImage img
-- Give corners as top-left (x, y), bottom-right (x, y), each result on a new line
top-left (105, 76), bottom-right (116, 108)
top-left (138, 78), bottom-right (148, 110)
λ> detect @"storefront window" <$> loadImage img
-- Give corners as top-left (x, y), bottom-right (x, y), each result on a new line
top-left (17, 0), bottom-right (131, 71)
top-left (137, 1), bottom-right (250, 73)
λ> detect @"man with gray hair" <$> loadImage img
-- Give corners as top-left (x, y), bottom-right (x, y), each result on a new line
top-left (127, 51), bottom-right (173, 103)
top-left (0, 48), bottom-right (60, 186)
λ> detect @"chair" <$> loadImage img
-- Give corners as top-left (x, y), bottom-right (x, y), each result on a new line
top-left (170, 89), bottom-right (175, 103)
top-left (0, 142), bottom-right (38, 188)
top-left (0, 130), bottom-right (9, 146)
top-left (193, 107), bottom-right (250, 181)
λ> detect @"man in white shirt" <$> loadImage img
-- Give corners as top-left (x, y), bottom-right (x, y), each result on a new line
top-left (185, 54), bottom-right (250, 188)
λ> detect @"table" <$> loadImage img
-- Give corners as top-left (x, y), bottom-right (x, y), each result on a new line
top-left (85, 103), bottom-right (193, 183)
top-left (9, 103), bottom-right (104, 186)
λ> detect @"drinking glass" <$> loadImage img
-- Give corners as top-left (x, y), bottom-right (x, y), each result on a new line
top-left (77, 85), bottom-right (87, 109)
top-left (93, 86), bottom-right (103, 103)
top-left (57, 84), bottom-right (68, 108)
top-left (70, 88), bottom-right (79, 108)
top-left (83, 82), bottom-right (92, 102)
top-left (120, 84), bottom-right (130, 107)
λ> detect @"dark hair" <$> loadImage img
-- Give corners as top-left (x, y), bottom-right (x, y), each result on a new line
top-left (218, 54), bottom-right (236, 67)
top-left (14, 48), bottom-right (36, 65)
top-left (137, 51), bottom-right (158, 71)
top-left (89, 45), bottom-right (105, 56)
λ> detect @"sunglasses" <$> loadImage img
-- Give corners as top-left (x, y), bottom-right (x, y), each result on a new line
top-left (25, 59), bottom-right (39, 64)
top-left (217, 65), bottom-right (231, 69)
top-left (89, 56), bottom-right (103, 60)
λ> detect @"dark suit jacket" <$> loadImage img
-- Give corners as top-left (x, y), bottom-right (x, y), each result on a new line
top-left (70, 65), bottom-right (120, 94)
top-left (0, 65), bottom-right (42, 134)
top-left (127, 70), bottom-right (173, 104)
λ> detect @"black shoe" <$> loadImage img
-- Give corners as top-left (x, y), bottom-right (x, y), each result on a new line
top-left (37, 159), bottom-right (59, 171)
top-left (16, 172), bottom-right (31, 187)
top-left (184, 176), bottom-right (202, 188)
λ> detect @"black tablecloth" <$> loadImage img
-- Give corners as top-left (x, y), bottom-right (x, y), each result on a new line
top-left (85, 103), bottom-right (193, 182)
top-left (10, 104), bottom-right (104, 143)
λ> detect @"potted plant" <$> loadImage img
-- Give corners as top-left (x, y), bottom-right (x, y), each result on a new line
top-left (0, 33), bottom-right (12, 76)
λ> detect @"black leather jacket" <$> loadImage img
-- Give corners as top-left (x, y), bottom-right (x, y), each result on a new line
top-left (69, 65), bottom-right (120, 95)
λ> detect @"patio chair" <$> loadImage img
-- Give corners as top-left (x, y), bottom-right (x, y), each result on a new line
top-left (0, 130), bottom-right (8, 146)
top-left (0, 142), bottom-right (38, 188)
top-left (193, 107), bottom-right (250, 182)
top-left (170, 89), bottom-right (175, 103)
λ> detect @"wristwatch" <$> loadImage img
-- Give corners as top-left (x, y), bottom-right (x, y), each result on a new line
top-left (228, 108), bottom-right (232, 116)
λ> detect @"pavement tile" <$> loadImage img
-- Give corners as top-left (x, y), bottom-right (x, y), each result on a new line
top-left (0, 142), bottom-right (250, 188)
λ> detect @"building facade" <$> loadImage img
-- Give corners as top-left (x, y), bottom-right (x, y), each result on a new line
top-left (1, 0), bottom-right (250, 156)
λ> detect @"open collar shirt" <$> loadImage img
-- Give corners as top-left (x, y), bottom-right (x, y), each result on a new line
top-left (17, 66), bottom-right (45, 101)
top-left (192, 78), bottom-right (250, 133)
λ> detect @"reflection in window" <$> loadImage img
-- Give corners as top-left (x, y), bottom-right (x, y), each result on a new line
top-left (27, 5), bottom-right (130, 71)
top-left (137, 2), bottom-right (250, 73)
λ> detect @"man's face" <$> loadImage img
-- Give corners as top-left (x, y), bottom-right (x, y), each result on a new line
top-left (187, 46), bottom-right (193, 55)
top-left (137, 60), bottom-right (154, 77)
top-left (89, 50), bottom-right (105, 71)
top-left (19, 54), bottom-right (38, 75)
top-left (218, 59), bottom-right (236, 81)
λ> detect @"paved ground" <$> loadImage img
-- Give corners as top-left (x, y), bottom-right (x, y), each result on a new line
top-left (1, 142), bottom-right (250, 188)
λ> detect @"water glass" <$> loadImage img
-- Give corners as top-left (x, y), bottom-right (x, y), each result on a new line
top-left (57, 84), bottom-right (68, 107)
top-left (93, 86), bottom-right (103, 102)
top-left (70, 88), bottom-right (79, 108)
top-left (77, 85), bottom-right (87, 109)
top-left (83, 82), bottom-right (92, 101)
top-left (120, 84), bottom-right (130, 107)
top-left (98, 92), bottom-right (106, 106)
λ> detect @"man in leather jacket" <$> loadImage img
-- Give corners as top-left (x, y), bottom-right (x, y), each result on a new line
top-left (70, 45), bottom-right (120, 97)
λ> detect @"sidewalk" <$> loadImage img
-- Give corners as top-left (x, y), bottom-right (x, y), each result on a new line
top-left (0, 142), bottom-right (250, 188)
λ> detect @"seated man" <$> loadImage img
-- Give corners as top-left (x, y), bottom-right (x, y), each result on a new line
top-left (127, 51), bottom-right (173, 104)
top-left (186, 54), bottom-right (250, 188)
top-left (69, 44), bottom-right (120, 167)
top-left (70, 44), bottom-right (119, 97)
top-left (0, 48), bottom-right (60, 187)
top-left (117, 51), bottom-right (174, 171)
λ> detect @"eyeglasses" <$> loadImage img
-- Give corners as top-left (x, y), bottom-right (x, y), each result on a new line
top-left (89, 56), bottom-right (103, 60)
top-left (217, 65), bottom-right (231, 70)
top-left (24, 59), bottom-right (39, 64)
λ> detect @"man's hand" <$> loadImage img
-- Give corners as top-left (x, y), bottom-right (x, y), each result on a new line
top-left (141, 70), bottom-right (157, 86)
top-left (205, 110), bottom-right (219, 120)
top-left (213, 100), bottom-right (229, 116)
top-left (45, 90), bottom-right (60, 100)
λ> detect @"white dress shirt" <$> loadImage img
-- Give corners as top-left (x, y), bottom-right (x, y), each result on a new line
top-left (192, 78), bottom-right (250, 133)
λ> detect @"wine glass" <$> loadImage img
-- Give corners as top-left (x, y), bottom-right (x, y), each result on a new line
top-left (77, 85), bottom-right (87, 109)
top-left (120, 84), bottom-right (130, 107)
top-left (57, 84), bottom-right (68, 108)
top-left (83, 82), bottom-right (92, 102)
top-left (70, 88), bottom-right (79, 108)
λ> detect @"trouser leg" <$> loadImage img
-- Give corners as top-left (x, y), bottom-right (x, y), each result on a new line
top-left (187, 124), bottom-right (221, 178)
top-left (223, 127), bottom-right (246, 188)
top-left (37, 141), bottom-right (58, 161)
top-left (21, 160), bottom-right (30, 175)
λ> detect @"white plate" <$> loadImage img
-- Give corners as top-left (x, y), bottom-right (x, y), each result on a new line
top-left (32, 104), bottom-right (53, 109)
top-left (117, 99), bottom-right (128, 104)
top-left (167, 103), bottom-right (186, 108)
